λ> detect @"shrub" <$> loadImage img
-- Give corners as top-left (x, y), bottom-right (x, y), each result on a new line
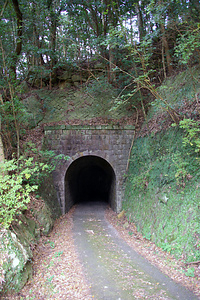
top-left (0, 151), bottom-right (69, 229)
top-left (0, 158), bottom-right (38, 228)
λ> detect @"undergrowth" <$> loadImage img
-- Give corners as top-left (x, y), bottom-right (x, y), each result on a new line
top-left (124, 127), bottom-right (200, 262)
top-left (149, 65), bottom-right (200, 119)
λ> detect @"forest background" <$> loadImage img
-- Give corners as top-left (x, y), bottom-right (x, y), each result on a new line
top-left (0, 0), bottom-right (199, 156)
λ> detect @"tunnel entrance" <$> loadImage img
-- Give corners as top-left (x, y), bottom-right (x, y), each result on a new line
top-left (65, 155), bottom-right (116, 212)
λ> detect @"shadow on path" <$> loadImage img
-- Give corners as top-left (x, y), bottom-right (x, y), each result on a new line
top-left (73, 202), bottom-right (198, 300)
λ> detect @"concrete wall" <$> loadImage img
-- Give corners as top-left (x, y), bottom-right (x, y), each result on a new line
top-left (44, 125), bottom-right (135, 213)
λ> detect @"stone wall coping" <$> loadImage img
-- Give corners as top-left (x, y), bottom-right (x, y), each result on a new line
top-left (44, 125), bottom-right (135, 131)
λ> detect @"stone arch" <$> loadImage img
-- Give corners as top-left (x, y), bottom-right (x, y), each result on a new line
top-left (44, 125), bottom-right (135, 214)
top-left (64, 155), bottom-right (116, 212)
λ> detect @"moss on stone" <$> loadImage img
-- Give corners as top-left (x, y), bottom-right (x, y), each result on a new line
top-left (0, 199), bottom-right (56, 294)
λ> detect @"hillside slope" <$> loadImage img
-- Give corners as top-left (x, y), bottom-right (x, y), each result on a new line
top-left (124, 65), bottom-right (200, 264)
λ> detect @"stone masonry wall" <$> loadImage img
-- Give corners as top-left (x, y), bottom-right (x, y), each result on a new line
top-left (44, 125), bottom-right (135, 213)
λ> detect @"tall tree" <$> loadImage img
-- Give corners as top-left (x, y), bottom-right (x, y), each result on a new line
top-left (10, 0), bottom-right (23, 78)
top-left (0, 95), bottom-right (4, 164)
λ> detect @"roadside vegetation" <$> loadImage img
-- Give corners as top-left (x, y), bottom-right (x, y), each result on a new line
top-left (124, 65), bottom-right (200, 263)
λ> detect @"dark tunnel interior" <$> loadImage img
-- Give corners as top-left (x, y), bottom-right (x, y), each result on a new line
top-left (65, 155), bottom-right (116, 210)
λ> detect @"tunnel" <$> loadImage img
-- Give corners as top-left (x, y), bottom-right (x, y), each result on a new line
top-left (64, 155), bottom-right (116, 212)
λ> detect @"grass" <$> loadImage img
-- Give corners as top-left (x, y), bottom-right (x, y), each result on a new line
top-left (148, 65), bottom-right (200, 119)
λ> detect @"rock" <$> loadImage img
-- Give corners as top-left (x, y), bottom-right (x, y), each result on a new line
top-left (72, 74), bottom-right (81, 82)
top-left (159, 194), bottom-right (168, 204)
top-left (73, 81), bottom-right (80, 87)
top-left (59, 81), bottom-right (72, 89)
top-left (58, 70), bottom-right (72, 80)
top-left (0, 228), bottom-right (32, 293)
top-left (34, 204), bottom-right (54, 235)
top-left (0, 201), bottom-right (55, 294)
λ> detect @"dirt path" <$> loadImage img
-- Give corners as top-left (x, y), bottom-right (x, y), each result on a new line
top-left (2, 208), bottom-right (91, 300)
top-left (73, 202), bottom-right (198, 300)
top-left (2, 203), bottom-right (200, 300)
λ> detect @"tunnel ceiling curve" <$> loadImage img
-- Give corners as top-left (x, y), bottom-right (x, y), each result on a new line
top-left (65, 155), bottom-right (116, 211)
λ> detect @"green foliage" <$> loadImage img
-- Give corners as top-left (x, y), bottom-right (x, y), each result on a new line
top-left (143, 231), bottom-right (151, 241)
top-left (0, 147), bottom-right (69, 229)
top-left (0, 93), bottom-right (26, 150)
top-left (85, 78), bottom-right (118, 116)
top-left (53, 251), bottom-right (63, 258)
top-left (130, 168), bottom-right (151, 190)
top-left (160, 243), bottom-right (172, 253)
top-left (124, 127), bottom-right (200, 262)
top-left (175, 25), bottom-right (200, 65)
top-left (171, 118), bottom-right (200, 185)
top-left (172, 151), bottom-right (189, 186)
top-left (0, 158), bottom-right (38, 228)
top-left (178, 118), bottom-right (200, 154)
top-left (184, 267), bottom-right (195, 278)
top-left (23, 141), bottom-right (69, 184)
top-left (1, 0), bottom-right (199, 91)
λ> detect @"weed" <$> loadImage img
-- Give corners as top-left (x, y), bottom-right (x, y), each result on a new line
top-left (160, 243), bottom-right (172, 253)
top-left (184, 267), bottom-right (195, 277)
top-left (46, 275), bottom-right (54, 283)
top-left (53, 251), bottom-right (63, 257)
top-left (143, 232), bottom-right (151, 241)
top-left (45, 240), bottom-right (55, 249)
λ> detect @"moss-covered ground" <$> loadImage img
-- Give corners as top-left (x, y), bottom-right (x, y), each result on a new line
top-left (23, 78), bottom-right (140, 127)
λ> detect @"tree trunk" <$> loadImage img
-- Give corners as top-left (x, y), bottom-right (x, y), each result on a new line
top-left (158, 0), bottom-right (173, 75)
top-left (47, 0), bottom-right (58, 68)
top-left (0, 131), bottom-right (5, 164)
top-left (0, 96), bottom-right (5, 164)
top-left (160, 23), bottom-right (173, 75)
top-left (109, 47), bottom-right (116, 83)
top-left (11, 0), bottom-right (22, 78)
top-left (136, 3), bottom-right (145, 42)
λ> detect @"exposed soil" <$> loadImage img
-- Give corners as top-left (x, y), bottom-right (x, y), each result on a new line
top-left (2, 204), bottom-right (200, 300)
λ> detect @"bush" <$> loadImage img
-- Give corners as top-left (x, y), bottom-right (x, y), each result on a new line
top-left (0, 151), bottom-right (69, 229)
top-left (0, 158), bottom-right (38, 228)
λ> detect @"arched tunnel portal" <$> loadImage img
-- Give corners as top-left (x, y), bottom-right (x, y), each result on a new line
top-left (44, 125), bottom-right (135, 213)
top-left (65, 155), bottom-right (116, 211)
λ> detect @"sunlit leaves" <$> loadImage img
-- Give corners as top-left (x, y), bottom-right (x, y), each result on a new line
top-left (0, 148), bottom-right (69, 229)
top-left (0, 157), bottom-right (38, 228)
top-left (175, 25), bottom-right (200, 65)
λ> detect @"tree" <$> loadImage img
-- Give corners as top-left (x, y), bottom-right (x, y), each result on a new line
top-left (0, 0), bottom-right (199, 115)
top-left (10, 0), bottom-right (23, 79)
top-left (0, 97), bottom-right (4, 164)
